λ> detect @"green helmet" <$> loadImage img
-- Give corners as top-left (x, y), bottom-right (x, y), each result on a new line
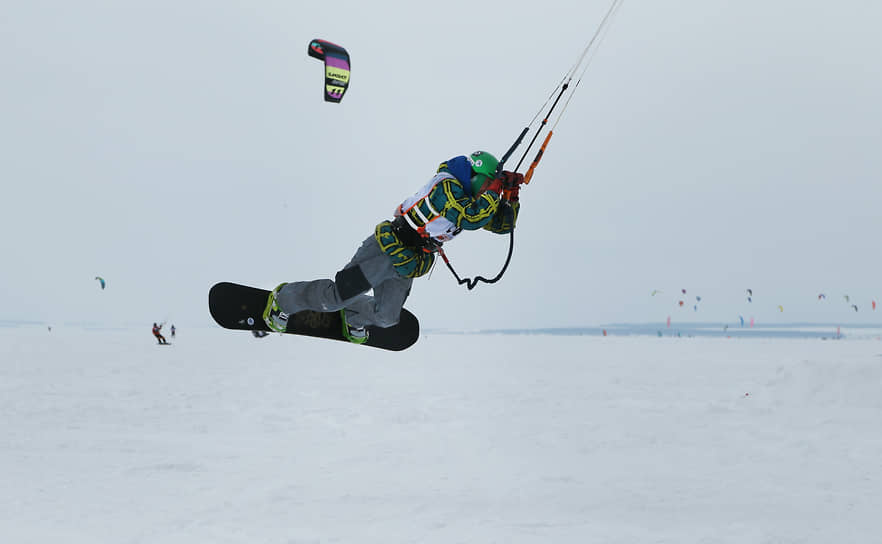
top-left (467, 150), bottom-right (499, 195)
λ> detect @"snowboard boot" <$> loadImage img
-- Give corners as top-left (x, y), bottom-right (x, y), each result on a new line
top-left (340, 309), bottom-right (368, 344)
top-left (263, 283), bottom-right (290, 333)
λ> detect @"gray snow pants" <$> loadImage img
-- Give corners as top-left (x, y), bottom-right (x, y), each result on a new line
top-left (276, 234), bottom-right (413, 328)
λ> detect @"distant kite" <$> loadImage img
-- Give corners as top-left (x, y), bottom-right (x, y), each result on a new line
top-left (739, 315), bottom-right (745, 327)
top-left (681, 289), bottom-right (687, 294)
top-left (777, 305), bottom-right (784, 312)
top-left (818, 293), bottom-right (826, 300)
top-left (873, 300), bottom-right (877, 311)
top-left (95, 276), bottom-right (106, 290)
top-left (651, 290), bottom-right (662, 296)
top-left (844, 295), bottom-right (850, 303)
top-left (746, 289), bottom-right (753, 297)
top-left (851, 304), bottom-right (859, 312)
top-left (678, 300), bottom-right (685, 307)
top-left (308, 39), bottom-right (351, 103)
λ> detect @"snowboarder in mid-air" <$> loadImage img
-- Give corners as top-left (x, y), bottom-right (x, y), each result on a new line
top-left (263, 151), bottom-right (523, 343)
top-left (152, 322), bottom-right (169, 345)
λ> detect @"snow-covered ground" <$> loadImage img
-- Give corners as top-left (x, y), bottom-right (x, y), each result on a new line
top-left (2, 326), bottom-right (881, 543)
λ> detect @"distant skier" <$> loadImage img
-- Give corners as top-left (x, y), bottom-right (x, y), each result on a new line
top-left (170, 324), bottom-right (176, 338)
top-left (152, 322), bottom-right (169, 345)
top-left (263, 151), bottom-right (522, 343)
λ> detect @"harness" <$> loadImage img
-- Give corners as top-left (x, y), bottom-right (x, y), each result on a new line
top-left (392, 172), bottom-right (464, 252)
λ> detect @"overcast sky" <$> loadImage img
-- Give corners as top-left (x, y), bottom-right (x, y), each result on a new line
top-left (2, 1), bottom-right (881, 330)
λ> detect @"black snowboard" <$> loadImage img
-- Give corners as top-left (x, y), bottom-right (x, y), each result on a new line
top-left (208, 282), bottom-right (420, 351)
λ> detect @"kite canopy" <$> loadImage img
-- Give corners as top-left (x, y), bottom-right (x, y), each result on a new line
top-left (308, 39), bottom-right (350, 103)
top-left (95, 276), bottom-right (106, 290)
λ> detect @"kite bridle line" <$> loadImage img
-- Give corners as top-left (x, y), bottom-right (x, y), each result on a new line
top-left (440, 0), bottom-right (625, 291)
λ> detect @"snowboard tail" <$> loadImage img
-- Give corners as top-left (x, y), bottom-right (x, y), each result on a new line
top-left (208, 282), bottom-right (419, 351)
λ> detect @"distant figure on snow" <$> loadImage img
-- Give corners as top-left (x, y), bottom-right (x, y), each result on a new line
top-left (170, 324), bottom-right (176, 338)
top-left (152, 322), bottom-right (169, 345)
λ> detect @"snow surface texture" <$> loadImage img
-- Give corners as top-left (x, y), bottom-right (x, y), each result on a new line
top-left (2, 326), bottom-right (881, 543)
